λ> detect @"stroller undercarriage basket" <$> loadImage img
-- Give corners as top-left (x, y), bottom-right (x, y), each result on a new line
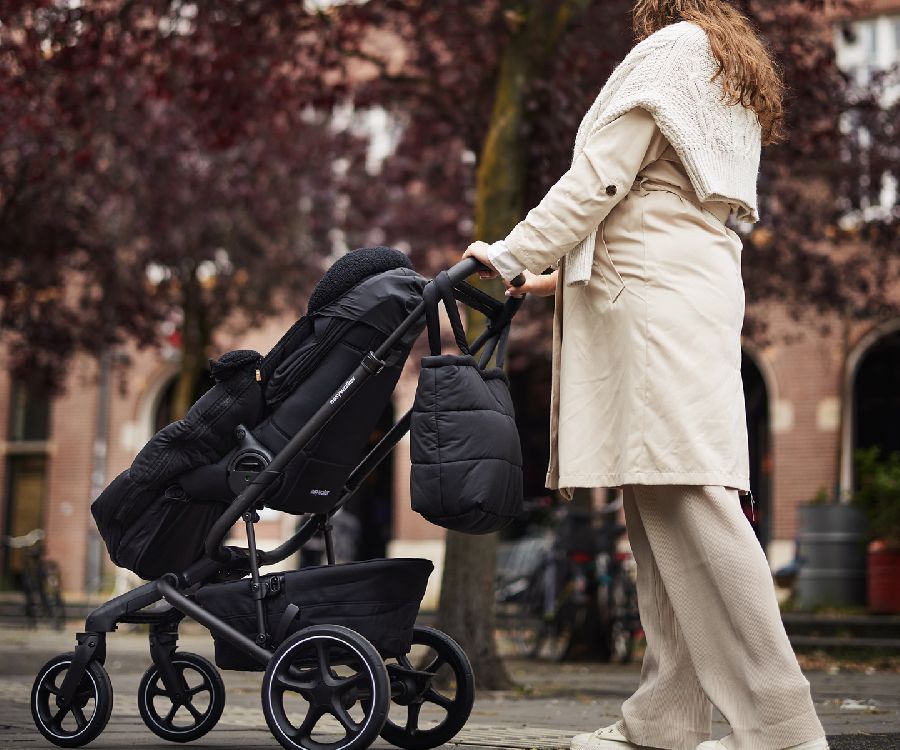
top-left (193, 558), bottom-right (433, 670)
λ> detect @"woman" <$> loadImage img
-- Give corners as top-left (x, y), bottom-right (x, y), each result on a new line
top-left (463, 2), bottom-right (828, 750)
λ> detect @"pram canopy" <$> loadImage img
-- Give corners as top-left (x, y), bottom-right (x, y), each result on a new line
top-left (91, 247), bottom-right (427, 579)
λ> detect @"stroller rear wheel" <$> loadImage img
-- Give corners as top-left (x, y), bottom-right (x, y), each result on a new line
top-left (261, 624), bottom-right (390, 750)
top-left (31, 653), bottom-right (113, 748)
top-left (138, 652), bottom-right (225, 742)
top-left (376, 626), bottom-right (474, 750)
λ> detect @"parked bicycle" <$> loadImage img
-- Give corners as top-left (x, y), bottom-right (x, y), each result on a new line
top-left (4, 529), bottom-right (65, 629)
top-left (495, 497), bottom-right (641, 662)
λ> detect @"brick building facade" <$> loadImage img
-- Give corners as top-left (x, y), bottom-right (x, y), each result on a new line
top-left (2, 4), bottom-right (898, 599)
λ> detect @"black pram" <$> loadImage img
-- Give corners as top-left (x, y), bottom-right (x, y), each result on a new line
top-left (30, 248), bottom-right (524, 750)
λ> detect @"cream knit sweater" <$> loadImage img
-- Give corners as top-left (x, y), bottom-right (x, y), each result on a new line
top-left (562, 20), bottom-right (761, 287)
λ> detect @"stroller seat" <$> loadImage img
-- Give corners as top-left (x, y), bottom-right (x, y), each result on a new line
top-left (91, 246), bottom-right (427, 580)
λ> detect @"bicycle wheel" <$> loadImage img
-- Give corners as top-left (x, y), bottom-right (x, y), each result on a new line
top-left (20, 566), bottom-right (40, 628)
top-left (534, 582), bottom-right (577, 662)
top-left (32, 653), bottom-right (113, 748)
top-left (42, 560), bottom-right (66, 630)
top-left (608, 574), bottom-right (637, 664)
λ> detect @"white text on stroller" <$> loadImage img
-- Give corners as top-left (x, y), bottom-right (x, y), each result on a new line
top-left (329, 376), bottom-right (356, 404)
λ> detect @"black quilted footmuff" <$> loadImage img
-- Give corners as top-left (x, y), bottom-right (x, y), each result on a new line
top-left (193, 558), bottom-right (433, 670)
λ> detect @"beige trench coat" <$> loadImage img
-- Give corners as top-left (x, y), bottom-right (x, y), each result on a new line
top-left (502, 107), bottom-right (751, 500)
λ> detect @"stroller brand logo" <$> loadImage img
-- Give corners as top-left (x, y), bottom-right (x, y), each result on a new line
top-left (329, 376), bottom-right (356, 404)
top-left (310, 489), bottom-right (330, 496)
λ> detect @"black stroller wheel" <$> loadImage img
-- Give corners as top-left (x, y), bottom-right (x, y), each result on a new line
top-left (31, 653), bottom-right (113, 748)
top-left (376, 626), bottom-right (474, 750)
top-left (261, 624), bottom-right (390, 750)
top-left (138, 652), bottom-right (225, 742)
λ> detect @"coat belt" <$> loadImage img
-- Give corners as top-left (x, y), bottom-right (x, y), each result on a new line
top-left (631, 175), bottom-right (732, 226)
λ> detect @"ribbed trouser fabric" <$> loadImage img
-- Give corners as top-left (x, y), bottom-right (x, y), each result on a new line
top-left (613, 485), bottom-right (826, 750)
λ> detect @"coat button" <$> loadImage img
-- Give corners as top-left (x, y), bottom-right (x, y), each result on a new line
top-left (606, 184), bottom-right (617, 196)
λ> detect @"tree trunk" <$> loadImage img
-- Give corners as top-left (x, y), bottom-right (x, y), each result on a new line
top-left (171, 273), bottom-right (212, 420)
top-left (436, 0), bottom-right (588, 690)
top-left (834, 301), bottom-right (853, 503)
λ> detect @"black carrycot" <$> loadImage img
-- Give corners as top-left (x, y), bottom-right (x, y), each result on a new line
top-left (91, 247), bottom-right (428, 579)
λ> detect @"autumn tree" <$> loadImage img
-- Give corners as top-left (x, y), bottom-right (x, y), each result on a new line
top-left (0, 1), bottom-right (363, 408)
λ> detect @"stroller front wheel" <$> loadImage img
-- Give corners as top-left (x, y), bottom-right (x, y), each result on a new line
top-left (261, 624), bottom-right (390, 750)
top-left (138, 652), bottom-right (225, 742)
top-left (31, 653), bottom-right (113, 748)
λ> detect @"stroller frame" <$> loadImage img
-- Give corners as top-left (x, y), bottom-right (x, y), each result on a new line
top-left (32, 257), bottom-right (522, 750)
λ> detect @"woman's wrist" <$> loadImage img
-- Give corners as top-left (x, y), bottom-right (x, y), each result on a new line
top-left (487, 240), bottom-right (525, 283)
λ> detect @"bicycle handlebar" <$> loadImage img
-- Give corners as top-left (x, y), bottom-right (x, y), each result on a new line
top-left (5, 529), bottom-right (45, 548)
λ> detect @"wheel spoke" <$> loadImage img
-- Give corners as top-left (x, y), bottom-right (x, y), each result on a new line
top-left (188, 682), bottom-right (210, 697)
top-left (71, 705), bottom-right (87, 728)
top-left (50, 707), bottom-right (67, 732)
top-left (315, 642), bottom-right (330, 678)
top-left (185, 701), bottom-right (204, 723)
top-left (47, 672), bottom-right (71, 703)
top-left (294, 704), bottom-right (326, 739)
top-left (147, 676), bottom-right (170, 698)
top-left (424, 687), bottom-right (454, 709)
top-left (330, 698), bottom-right (362, 733)
top-left (288, 664), bottom-right (319, 682)
top-left (275, 671), bottom-right (316, 694)
top-left (423, 654), bottom-right (446, 674)
top-left (334, 671), bottom-right (366, 695)
top-left (405, 702), bottom-right (421, 734)
top-left (173, 665), bottom-right (193, 695)
top-left (163, 702), bottom-right (179, 727)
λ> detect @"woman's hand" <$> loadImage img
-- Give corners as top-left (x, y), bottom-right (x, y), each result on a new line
top-left (505, 269), bottom-right (558, 298)
top-left (462, 241), bottom-right (499, 279)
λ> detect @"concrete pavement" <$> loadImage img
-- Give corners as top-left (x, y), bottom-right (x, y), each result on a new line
top-left (0, 625), bottom-right (898, 749)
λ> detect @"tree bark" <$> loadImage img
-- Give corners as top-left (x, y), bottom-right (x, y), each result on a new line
top-left (171, 271), bottom-right (212, 420)
top-left (435, 0), bottom-right (589, 691)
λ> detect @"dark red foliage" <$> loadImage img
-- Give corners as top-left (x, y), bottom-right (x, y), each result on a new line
top-left (2, 0), bottom-right (897, 392)
top-left (335, 0), bottom-right (899, 358)
top-left (0, 1), bottom-right (360, 390)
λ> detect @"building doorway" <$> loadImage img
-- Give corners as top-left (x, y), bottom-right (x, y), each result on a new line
top-left (853, 329), bottom-right (900, 479)
top-left (742, 351), bottom-right (771, 548)
top-left (2, 384), bottom-right (51, 582)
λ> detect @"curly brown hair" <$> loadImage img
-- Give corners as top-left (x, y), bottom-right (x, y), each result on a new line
top-left (632, 0), bottom-right (785, 144)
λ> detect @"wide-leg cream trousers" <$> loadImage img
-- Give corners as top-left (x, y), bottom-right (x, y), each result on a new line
top-left (613, 485), bottom-right (826, 750)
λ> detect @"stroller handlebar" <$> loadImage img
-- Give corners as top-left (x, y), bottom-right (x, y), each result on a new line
top-left (445, 256), bottom-right (526, 288)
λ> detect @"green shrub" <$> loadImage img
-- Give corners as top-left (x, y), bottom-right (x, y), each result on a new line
top-left (809, 486), bottom-right (831, 505)
top-left (853, 446), bottom-right (900, 545)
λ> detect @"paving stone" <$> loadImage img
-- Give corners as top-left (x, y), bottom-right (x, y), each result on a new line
top-left (2, 625), bottom-right (899, 749)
